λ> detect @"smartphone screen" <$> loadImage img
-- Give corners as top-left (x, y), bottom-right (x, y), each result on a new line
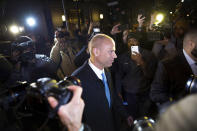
top-left (93, 28), bottom-right (100, 33)
top-left (131, 46), bottom-right (139, 55)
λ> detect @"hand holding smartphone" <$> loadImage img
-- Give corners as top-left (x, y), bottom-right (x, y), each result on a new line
top-left (131, 46), bottom-right (139, 55)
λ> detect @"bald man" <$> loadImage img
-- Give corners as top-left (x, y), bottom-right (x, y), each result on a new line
top-left (72, 34), bottom-right (132, 131)
top-left (150, 29), bottom-right (197, 105)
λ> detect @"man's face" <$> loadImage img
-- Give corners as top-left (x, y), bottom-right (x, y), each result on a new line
top-left (127, 38), bottom-right (139, 47)
top-left (191, 43), bottom-right (197, 59)
top-left (96, 39), bottom-right (117, 68)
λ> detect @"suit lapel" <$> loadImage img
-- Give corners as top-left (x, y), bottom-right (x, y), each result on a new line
top-left (85, 62), bottom-right (106, 89)
top-left (84, 61), bottom-right (114, 105)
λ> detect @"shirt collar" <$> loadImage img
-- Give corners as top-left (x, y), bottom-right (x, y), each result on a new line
top-left (88, 59), bottom-right (104, 80)
top-left (183, 49), bottom-right (196, 65)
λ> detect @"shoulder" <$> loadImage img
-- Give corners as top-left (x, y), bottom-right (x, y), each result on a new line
top-left (162, 52), bottom-right (184, 71)
top-left (140, 48), bottom-right (154, 56)
top-left (72, 61), bottom-right (89, 78)
top-left (163, 51), bottom-right (182, 65)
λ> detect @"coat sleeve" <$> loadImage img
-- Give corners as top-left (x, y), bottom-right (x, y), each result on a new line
top-left (150, 61), bottom-right (170, 104)
top-left (50, 42), bottom-right (61, 64)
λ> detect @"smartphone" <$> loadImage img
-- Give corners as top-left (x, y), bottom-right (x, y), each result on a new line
top-left (93, 28), bottom-right (100, 33)
top-left (131, 46), bottom-right (139, 55)
top-left (118, 24), bottom-right (129, 31)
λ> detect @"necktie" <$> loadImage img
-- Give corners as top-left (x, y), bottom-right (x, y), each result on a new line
top-left (101, 72), bottom-right (111, 107)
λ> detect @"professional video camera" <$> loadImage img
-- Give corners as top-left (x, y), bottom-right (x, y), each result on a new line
top-left (0, 76), bottom-right (81, 130)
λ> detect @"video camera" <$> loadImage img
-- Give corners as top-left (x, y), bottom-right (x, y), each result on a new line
top-left (0, 76), bottom-right (81, 130)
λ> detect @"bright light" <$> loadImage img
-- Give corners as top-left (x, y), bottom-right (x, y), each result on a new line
top-left (156, 14), bottom-right (164, 22)
top-left (187, 14), bottom-right (190, 17)
top-left (155, 13), bottom-right (164, 25)
top-left (19, 26), bottom-right (24, 32)
top-left (26, 17), bottom-right (36, 27)
top-left (10, 25), bottom-right (19, 34)
top-left (170, 12), bottom-right (173, 14)
top-left (62, 15), bottom-right (66, 22)
top-left (181, 0), bottom-right (184, 2)
top-left (100, 14), bottom-right (104, 19)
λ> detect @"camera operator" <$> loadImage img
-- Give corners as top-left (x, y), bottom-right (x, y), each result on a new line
top-left (48, 85), bottom-right (91, 131)
top-left (6, 37), bottom-right (57, 87)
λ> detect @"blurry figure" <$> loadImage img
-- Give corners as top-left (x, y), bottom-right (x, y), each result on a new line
top-left (50, 30), bottom-right (77, 80)
top-left (6, 37), bottom-right (56, 86)
top-left (110, 23), bottom-right (129, 56)
top-left (29, 33), bottom-right (49, 55)
top-left (150, 29), bottom-right (197, 105)
top-left (114, 32), bottom-right (158, 119)
top-left (171, 19), bottom-right (189, 50)
top-left (152, 30), bottom-right (178, 61)
top-left (74, 22), bottom-right (94, 68)
top-left (0, 55), bottom-right (13, 87)
top-left (155, 94), bottom-right (197, 131)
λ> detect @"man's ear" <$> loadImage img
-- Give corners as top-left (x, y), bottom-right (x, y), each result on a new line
top-left (190, 40), bottom-right (196, 49)
top-left (92, 47), bottom-right (100, 57)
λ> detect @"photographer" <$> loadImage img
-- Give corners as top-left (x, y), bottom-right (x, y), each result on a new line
top-left (6, 38), bottom-right (56, 87)
top-left (48, 85), bottom-right (91, 131)
top-left (50, 30), bottom-right (77, 80)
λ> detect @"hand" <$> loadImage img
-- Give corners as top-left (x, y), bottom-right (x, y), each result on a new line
top-left (48, 86), bottom-right (85, 131)
top-left (127, 116), bottom-right (133, 127)
top-left (137, 14), bottom-right (146, 27)
top-left (157, 39), bottom-right (169, 46)
top-left (110, 23), bottom-right (121, 35)
top-left (131, 52), bottom-right (144, 66)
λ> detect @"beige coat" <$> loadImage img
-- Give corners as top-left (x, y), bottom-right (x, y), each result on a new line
top-left (50, 42), bottom-right (77, 79)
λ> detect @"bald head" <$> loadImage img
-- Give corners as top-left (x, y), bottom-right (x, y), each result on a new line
top-left (183, 29), bottom-right (197, 48)
top-left (183, 29), bottom-right (197, 61)
top-left (88, 34), bottom-right (115, 55)
top-left (88, 34), bottom-right (117, 69)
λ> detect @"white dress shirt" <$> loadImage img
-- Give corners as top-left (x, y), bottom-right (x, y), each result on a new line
top-left (183, 49), bottom-right (197, 75)
top-left (88, 59), bottom-right (105, 80)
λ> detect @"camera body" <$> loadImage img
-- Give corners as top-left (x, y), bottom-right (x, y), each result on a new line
top-left (0, 76), bottom-right (81, 116)
top-left (29, 76), bottom-right (81, 105)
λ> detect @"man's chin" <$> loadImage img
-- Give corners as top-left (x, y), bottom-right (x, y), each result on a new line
top-left (107, 63), bottom-right (113, 67)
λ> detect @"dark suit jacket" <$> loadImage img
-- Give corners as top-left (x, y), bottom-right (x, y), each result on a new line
top-left (72, 61), bottom-right (128, 131)
top-left (150, 51), bottom-right (193, 103)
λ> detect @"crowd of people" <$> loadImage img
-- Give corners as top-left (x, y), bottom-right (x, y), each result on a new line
top-left (1, 12), bottom-right (197, 131)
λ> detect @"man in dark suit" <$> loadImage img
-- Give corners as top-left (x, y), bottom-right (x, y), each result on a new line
top-left (150, 29), bottom-right (197, 105)
top-left (72, 34), bottom-right (133, 131)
